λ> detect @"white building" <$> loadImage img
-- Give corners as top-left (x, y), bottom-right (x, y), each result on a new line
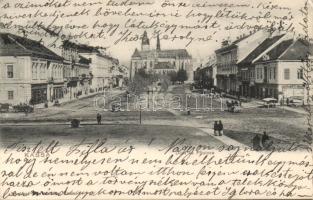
top-left (77, 45), bottom-right (119, 92)
top-left (0, 33), bottom-right (64, 105)
top-left (253, 38), bottom-right (312, 101)
top-left (215, 30), bottom-right (270, 94)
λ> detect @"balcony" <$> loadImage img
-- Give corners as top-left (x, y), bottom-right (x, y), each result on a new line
top-left (65, 77), bottom-right (80, 82)
top-left (47, 77), bottom-right (54, 84)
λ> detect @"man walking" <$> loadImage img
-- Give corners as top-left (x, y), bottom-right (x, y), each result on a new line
top-left (97, 113), bottom-right (102, 125)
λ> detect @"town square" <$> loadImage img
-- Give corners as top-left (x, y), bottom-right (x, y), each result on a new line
top-left (0, 0), bottom-right (313, 199)
top-left (0, 29), bottom-right (311, 151)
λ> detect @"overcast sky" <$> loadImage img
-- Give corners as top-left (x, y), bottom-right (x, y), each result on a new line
top-left (0, 0), bottom-right (311, 67)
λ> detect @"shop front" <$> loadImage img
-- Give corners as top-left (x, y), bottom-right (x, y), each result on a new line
top-left (31, 84), bottom-right (47, 105)
top-left (52, 84), bottom-right (64, 101)
top-left (281, 85), bottom-right (304, 98)
top-left (255, 84), bottom-right (279, 99)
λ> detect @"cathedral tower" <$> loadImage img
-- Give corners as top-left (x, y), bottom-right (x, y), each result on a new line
top-left (141, 31), bottom-right (150, 51)
top-left (156, 34), bottom-right (161, 51)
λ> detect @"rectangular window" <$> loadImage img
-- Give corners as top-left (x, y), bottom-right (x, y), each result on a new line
top-left (32, 63), bottom-right (38, 79)
top-left (8, 91), bottom-right (14, 100)
top-left (273, 68), bottom-right (276, 80)
top-left (284, 68), bottom-right (290, 80)
top-left (7, 64), bottom-right (13, 78)
top-left (256, 69), bottom-right (259, 79)
top-left (297, 69), bottom-right (304, 79)
top-left (40, 64), bottom-right (45, 79)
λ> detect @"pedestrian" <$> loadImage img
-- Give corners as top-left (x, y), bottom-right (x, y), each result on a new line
top-left (261, 131), bottom-right (272, 150)
top-left (218, 120), bottom-right (223, 136)
top-left (252, 134), bottom-right (262, 151)
top-left (213, 121), bottom-right (218, 136)
top-left (97, 113), bottom-right (102, 125)
top-left (261, 131), bottom-right (269, 144)
top-left (286, 98), bottom-right (289, 106)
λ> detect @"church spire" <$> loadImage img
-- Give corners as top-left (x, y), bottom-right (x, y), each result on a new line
top-left (156, 34), bottom-right (161, 51)
top-left (141, 31), bottom-right (150, 51)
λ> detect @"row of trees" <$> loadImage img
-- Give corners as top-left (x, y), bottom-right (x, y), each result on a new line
top-left (128, 68), bottom-right (188, 95)
top-left (168, 69), bottom-right (188, 84)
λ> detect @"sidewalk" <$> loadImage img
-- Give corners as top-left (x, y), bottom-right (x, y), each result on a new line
top-left (242, 99), bottom-right (307, 114)
top-left (166, 108), bottom-right (248, 148)
top-left (279, 106), bottom-right (307, 114)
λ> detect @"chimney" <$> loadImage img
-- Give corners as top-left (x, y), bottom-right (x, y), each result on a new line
top-left (222, 40), bottom-right (229, 47)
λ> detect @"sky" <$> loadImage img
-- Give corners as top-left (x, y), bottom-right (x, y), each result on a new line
top-left (0, 0), bottom-right (312, 67)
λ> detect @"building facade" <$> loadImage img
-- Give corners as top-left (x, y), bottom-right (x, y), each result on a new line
top-left (130, 31), bottom-right (193, 82)
top-left (194, 60), bottom-right (216, 90)
top-left (253, 38), bottom-right (312, 101)
top-left (237, 34), bottom-right (287, 97)
top-left (0, 33), bottom-right (64, 105)
top-left (62, 40), bottom-right (91, 100)
top-left (215, 30), bottom-right (270, 95)
top-left (77, 44), bottom-right (119, 92)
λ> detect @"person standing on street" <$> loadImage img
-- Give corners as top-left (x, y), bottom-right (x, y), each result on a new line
top-left (97, 113), bottom-right (102, 125)
top-left (218, 120), bottom-right (223, 136)
top-left (213, 121), bottom-right (218, 136)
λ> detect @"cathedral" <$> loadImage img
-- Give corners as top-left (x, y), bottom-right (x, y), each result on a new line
top-left (130, 31), bottom-right (193, 82)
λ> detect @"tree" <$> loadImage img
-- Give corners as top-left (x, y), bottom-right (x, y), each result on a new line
top-left (128, 73), bottom-right (148, 95)
top-left (168, 71), bottom-right (177, 84)
top-left (177, 68), bottom-right (188, 83)
top-left (159, 75), bottom-right (171, 92)
top-left (137, 68), bottom-right (148, 79)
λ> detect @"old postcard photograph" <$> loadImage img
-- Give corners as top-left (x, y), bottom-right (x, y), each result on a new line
top-left (0, 0), bottom-right (312, 199)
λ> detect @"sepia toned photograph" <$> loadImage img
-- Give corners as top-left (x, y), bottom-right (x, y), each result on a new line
top-left (0, 0), bottom-right (312, 199)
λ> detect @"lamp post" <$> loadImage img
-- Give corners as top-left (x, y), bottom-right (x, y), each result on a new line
top-left (147, 88), bottom-right (150, 110)
top-left (220, 97), bottom-right (223, 111)
top-left (210, 95), bottom-right (213, 111)
top-left (126, 93), bottom-right (129, 111)
top-left (152, 86), bottom-right (156, 111)
top-left (139, 105), bottom-right (142, 125)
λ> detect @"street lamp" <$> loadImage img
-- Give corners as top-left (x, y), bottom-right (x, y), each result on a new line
top-left (139, 105), bottom-right (142, 124)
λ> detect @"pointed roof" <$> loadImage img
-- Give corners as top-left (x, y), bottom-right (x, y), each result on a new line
top-left (132, 48), bottom-right (141, 58)
top-left (279, 39), bottom-right (313, 60)
top-left (131, 49), bottom-right (191, 59)
top-left (142, 31), bottom-right (150, 45)
top-left (76, 43), bottom-right (101, 54)
top-left (256, 38), bottom-right (313, 62)
top-left (156, 34), bottom-right (161, 51)
top-left (0, 32), bottom-right (63, 61)
top-left (238, 34), bottom-right (285, 66)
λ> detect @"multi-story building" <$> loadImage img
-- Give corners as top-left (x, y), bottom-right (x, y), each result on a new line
top-left (0, 33), bottom-right (64, 105)
top-left (237, 34), bottom-right (286, 97)
top-left (194, 58), bottom-right (217, 90)
top-left (130, 31), bottom-right (193, 82)
top-left (253, 38), bottom-right (312, 101)
top-left (61, 40), bottom-right (91, 100)
top-left (77, 44), bottom-right (119, 92)
top-left (215, 30), bottom-right (270, 95)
